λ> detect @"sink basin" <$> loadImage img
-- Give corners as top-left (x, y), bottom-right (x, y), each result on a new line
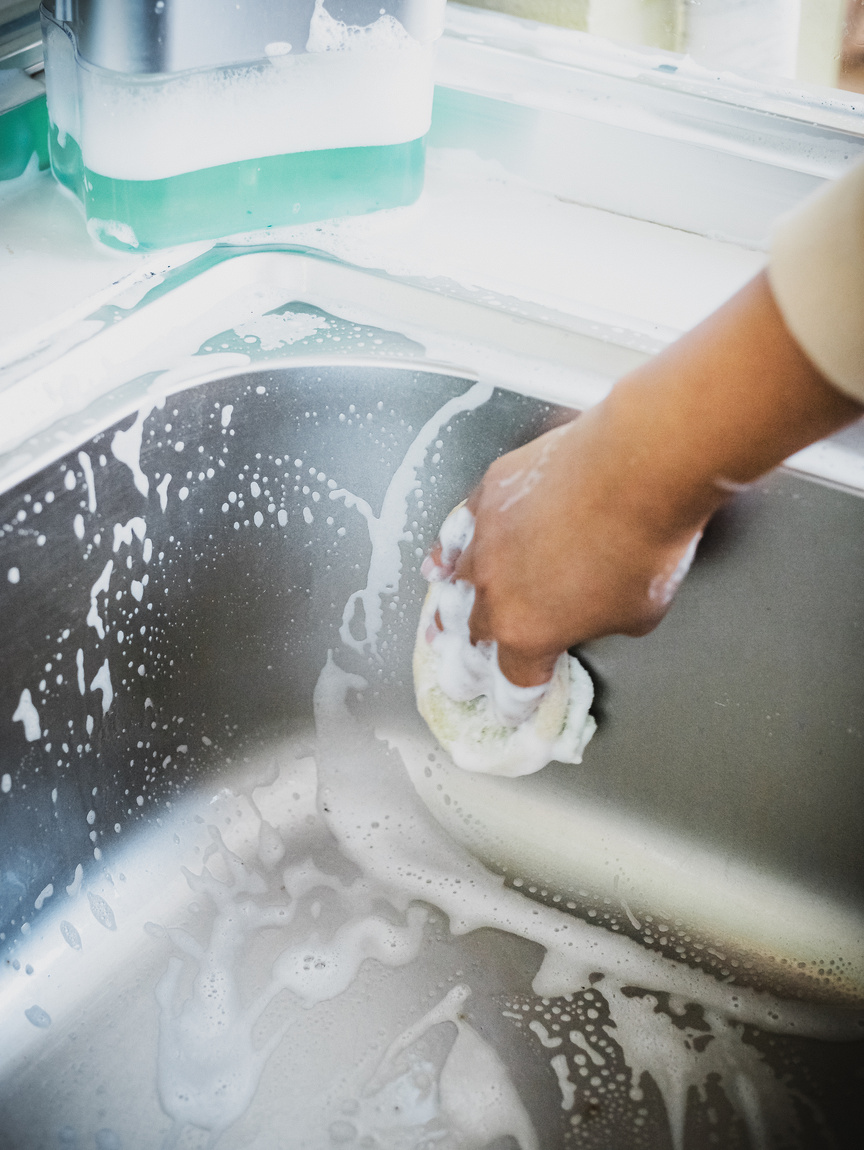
top-left (1, 251), bottom-right (862, 1150)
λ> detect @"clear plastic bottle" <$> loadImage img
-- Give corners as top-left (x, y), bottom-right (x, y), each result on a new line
top-left (42, 0), bottom-right (446, 249)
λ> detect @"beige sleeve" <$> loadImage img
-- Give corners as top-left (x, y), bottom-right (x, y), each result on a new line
top-left (768, 160), bottom-right (864, 404)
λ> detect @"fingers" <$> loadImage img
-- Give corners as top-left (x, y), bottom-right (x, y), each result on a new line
top-left (422, 483), bottom-right (484, 583)
top-left (466, 578), bottom-right (559, 687)
top-left (420, 539), bottom-right (447, 581)
top-left (495, 643), bottom-right (558, 689)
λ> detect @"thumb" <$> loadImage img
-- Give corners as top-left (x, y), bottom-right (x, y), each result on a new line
top-left (492, 642), bottom-right (559, 690)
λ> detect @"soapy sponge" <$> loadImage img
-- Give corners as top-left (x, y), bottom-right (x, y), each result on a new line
top-left (413, 505), bottom-right (596, 777)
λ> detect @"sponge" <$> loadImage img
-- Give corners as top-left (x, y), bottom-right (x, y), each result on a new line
top-left (413, 506), bottom-right (596, 778)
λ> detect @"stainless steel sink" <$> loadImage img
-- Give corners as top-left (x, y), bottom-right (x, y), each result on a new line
top-left (1, 255), bottom-right (863, 1149)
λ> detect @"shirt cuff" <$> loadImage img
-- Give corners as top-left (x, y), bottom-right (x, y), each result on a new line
top-left (768, 160), bottom-right (864, 405)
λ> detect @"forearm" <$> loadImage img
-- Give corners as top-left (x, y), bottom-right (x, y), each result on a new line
top-left (584, 269), bottom-right (863, 543)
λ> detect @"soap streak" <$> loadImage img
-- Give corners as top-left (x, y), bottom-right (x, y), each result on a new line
top-left (78, 451), bottom-right (96, 513)
top-left (330, 380), bottom-right (493, 655)
top-left (111, 405), bottom-right (154, 497)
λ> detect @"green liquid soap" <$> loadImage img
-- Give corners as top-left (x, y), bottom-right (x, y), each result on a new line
top-left (49, 124), bottom-right (425, 250)
top-left (0, 95), bottom-right (50, 182)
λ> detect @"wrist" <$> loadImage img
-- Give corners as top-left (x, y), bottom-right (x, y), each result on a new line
top-left (580, 379), bottom-right (727, 549)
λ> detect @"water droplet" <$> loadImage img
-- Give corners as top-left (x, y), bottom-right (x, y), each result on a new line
top-left (25, 1004), bottom-right (51, 1028)
top-left (87, 891), bottom-right (117, 931)
top-left (60, 920), bottom-right (82, 950)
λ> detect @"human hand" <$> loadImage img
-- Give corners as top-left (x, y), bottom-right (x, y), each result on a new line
top-left (423, 413), bottom-right (705, 688)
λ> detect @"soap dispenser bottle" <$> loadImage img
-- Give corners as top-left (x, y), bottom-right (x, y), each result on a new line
top-left (41, 0), bottom-right (446, 248)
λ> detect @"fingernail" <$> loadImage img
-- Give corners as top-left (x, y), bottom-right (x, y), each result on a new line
top-left (422, 555), bottom-right (452, 582)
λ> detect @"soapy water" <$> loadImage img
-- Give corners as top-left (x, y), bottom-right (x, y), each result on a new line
top-left (142, 654), bottom-right (860, 1148)
top-left (153, 827), bottom-right (431, 1146)
top-left (3, 371), bottom-right (862, 1148)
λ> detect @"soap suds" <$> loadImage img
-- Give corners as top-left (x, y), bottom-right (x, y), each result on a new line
top-left (77, 451), bottom-right (96, 513)
top-left (111, 406), bottom-right (154, 497)
top-left (34, 885), bottom-right (54, 910)
top-left (415, 503), bottom-right (595, 776)
top-left (156, 473), bottom-right (171, 511)
top-left (89, 659), bottom-right (114, 715)
top-left (233, 311), bottom-right (329, 352)
top-left (154, 828), bottom-right (430, 1145)
top-left (306, 0), bottom-right (413, 54)
top-left (112, 516), bottom-right (146, 552)
top-left (12, 688), bottom-right (41, 742)
top-left (46, 8), bottom-right (435, 182)
top-left (550, 1053), bottom-right (576, 1110)
top-left (366, 983), bottom-right (539, 1150)
top-left (330, 380), bottom-right (492, 655)
top-left (86, 560), bottom-right (113, 640)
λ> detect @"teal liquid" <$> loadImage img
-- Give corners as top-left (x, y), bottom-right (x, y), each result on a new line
top-left (49, 124), bottom-right (425, 250)
top-left (0, 95), bottom-right (50, 182)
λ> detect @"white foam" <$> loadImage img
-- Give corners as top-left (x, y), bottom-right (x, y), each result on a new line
top-left (549, 1053), bottom-right (576, 1110)
top-left (89, 658), bottom-right (114, 715)
top-left (34, 885), bottom-right (54, 911)
top-left (111, 406), bottom-right (153, 497)
top-left (156, 473), bottom-right (171, 511)
top-left (77, 451), bottom-right (96, 513)
top-left (234, 311), bottom-right (329, 351)
top-left (48, 11), bottom-right (436, 181)
top-left (12, 688), bottom-right (41, 742)
top-left (317, 661), bottom-right (858, 1036)
top-left (85, 560), bottom-right (113, 640)
top-left (367, 983), bottom-right (539, 1149)
top-left (529, 1019), bottom-right (562, 1048)
top-left (306, 0), bottom-right (412, 54)
top-left (154, 826), bottom-right (431, 1142)
top-left (312, 658), bottom-right (863, 1150)
top-left (112, 516), bottom-right (147, 552)
top-left (418, 578), bottom-right (596, 774)
top-left (330, 380), bottom-right (492, 655)
top-left (416, 503), bottom-right (596, 775)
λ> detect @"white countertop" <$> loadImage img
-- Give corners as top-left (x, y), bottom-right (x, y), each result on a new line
top-left (0, 143), bottom-right (763, 359)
